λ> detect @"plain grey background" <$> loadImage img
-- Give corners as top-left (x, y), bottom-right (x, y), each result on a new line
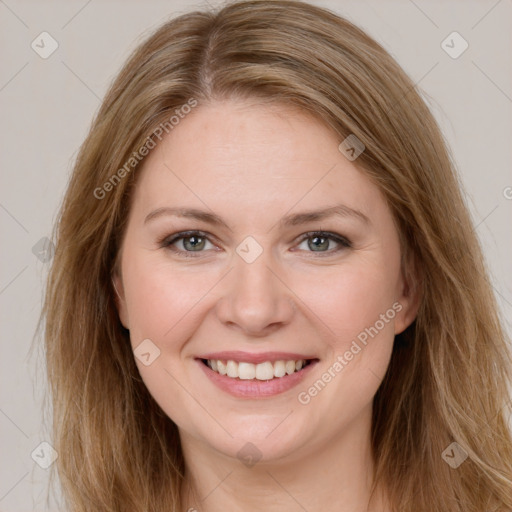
top-left (1, 0), bottom-right (511, 510)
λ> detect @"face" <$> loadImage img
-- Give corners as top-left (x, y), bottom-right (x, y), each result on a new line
top-left (113, 99), bottom-right (419, 464)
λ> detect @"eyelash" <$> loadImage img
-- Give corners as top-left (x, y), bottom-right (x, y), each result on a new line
top-left (159, 230), bottom-right (352, 258)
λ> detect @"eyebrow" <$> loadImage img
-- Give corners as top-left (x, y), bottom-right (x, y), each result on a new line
top-left (144, 204), bottom-right (370, 229)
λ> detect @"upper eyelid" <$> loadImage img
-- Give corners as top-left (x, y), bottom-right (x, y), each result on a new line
top-left (163, 230), bottom-right (219, 245)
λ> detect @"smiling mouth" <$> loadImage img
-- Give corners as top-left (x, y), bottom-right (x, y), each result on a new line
top-left (200, 358), bottom-right (317, 380)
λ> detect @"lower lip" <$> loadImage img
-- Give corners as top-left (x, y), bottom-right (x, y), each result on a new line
top-left (196, 359), bottom-right (319, 398)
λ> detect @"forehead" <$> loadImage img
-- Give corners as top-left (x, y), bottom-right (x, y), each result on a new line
top-left (128, 99), bottom-right (386, 227)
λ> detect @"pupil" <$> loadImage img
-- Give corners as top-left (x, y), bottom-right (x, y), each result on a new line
top-left (186, 236), bottom-right (204, 251)
top-left (310, 236), bottom-right (328, 251)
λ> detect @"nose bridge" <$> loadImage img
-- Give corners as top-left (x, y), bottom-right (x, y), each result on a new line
top-left (216, 237), bottom-right (294, 335)
top-left (235, 247), bottom-right (277, 298)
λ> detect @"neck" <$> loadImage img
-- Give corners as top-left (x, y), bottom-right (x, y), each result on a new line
top-left (179, 404), bottom-right (389, 512)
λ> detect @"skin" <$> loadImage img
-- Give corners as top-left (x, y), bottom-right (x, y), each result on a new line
top-left (113, 99), bottom-right (420, 511)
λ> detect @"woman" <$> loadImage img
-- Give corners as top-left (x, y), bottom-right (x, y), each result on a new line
top-left (41, 1), bottom-right (512, 510)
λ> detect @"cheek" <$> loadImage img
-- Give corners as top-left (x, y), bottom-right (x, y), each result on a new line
top-left (295, 268), bottom-right (398, 415)
top-left (121, 254), bottom-right (216, 424)
top-left (123, 249), bottom-right (198, 335)
top-left (296, 261), bottom-right (399, 343)
top-left (293, 261), bottom-right (399, 405)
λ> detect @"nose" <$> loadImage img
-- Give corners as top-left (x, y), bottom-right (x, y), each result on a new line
top-left (215, 247), bottom-right (295, 337)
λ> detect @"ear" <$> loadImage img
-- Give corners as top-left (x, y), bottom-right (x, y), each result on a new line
top-left (393, 253), bottom-right (422, 335)
top-left (112, 269), bottom-right (130, 330)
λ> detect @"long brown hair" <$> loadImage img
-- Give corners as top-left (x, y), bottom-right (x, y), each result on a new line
top-left (39, 1), bottom-right (512, 510)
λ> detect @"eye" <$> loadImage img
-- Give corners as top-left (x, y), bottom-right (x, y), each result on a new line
top-left (294, 231), bottom-right (352, 255)
top-left (161, 230), bottom-right (216, 257)
top-left (160, 229), bottom-right (351, 258)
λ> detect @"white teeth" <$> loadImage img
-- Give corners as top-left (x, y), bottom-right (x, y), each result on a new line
top-left (238, 362), bottom-right (256, 380)
top-left (273, 360), bottom-right (286, 378)
top-left (226, 360), bottom-right (238, 378)
top-left (285, 360), bottom-right (296, 375)
top-left (217, 360), bottom-right (227, 375)
top-left (255, 361), bottom-right (274, 380)
top-left (206, 358), bottom-right (308, 380)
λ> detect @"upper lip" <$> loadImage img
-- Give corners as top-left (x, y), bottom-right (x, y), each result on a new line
top-left (197, 351), bottom-right (318, 364)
